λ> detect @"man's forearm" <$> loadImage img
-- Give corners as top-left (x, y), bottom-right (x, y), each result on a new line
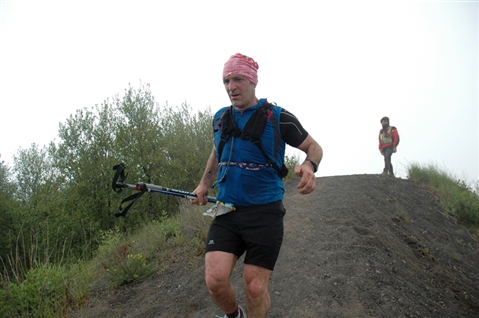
top-left (199, 147), bottom-right (218, 189)
top-left (306, 141), bottom-right (323, 164)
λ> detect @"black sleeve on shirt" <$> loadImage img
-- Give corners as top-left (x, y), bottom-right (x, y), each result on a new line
top-left (279, 108), bottom-right (309, 147)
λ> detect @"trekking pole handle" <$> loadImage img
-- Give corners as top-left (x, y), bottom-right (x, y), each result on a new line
top-left (114, 182), bottom-right (137, 190)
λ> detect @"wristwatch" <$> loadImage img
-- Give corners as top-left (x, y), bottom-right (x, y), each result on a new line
top-left (304, 158), bottom-right (318, 173)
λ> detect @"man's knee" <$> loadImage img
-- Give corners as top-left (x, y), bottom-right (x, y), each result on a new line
top-left (245, 277), bottom-right (268, 299)
top-left (205, 266), bottom-right (233, 294)
top-left (243, 265), bottom-right (272, 299)
top-left (205, 273), bottom-right (223, 293)
top-left (205, 251), bottom-right (237, 293)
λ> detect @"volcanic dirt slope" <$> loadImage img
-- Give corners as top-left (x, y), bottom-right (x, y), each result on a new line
top-left (72, 174), bottom-right (479, 318)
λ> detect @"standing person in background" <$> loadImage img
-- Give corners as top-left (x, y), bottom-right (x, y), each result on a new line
top-left (378, 116), bottom-right (399, 177)
top-left (190, 53), bottom-right (323, 318)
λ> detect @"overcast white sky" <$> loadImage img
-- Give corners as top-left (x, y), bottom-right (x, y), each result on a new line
top-left (0, 0), bottom-right (478, 182)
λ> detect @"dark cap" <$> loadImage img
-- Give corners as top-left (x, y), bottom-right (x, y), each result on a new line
top-left (380, 116), bottom-right (389, 123)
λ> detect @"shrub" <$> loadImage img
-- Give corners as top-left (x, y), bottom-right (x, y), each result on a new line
top-left (0, 263), bottom-right (88, 318)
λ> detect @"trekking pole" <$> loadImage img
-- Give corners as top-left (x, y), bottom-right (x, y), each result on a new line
top-left (112, 163), bottom-right (216, 217)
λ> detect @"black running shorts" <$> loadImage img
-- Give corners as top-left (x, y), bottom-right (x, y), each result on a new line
top-left (205, 200), bottom-right (286, 271)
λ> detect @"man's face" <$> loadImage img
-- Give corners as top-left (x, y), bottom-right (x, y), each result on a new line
top-left (223, 74), bottom-right (257, 111)
top-left (381, 119), bottom-right (389, 126)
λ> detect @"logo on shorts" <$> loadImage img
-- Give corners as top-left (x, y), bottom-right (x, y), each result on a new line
top-left (208, 240), bottom-right (215, 245)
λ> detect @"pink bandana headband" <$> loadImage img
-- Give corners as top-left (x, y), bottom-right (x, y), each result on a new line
top-left (223, 53), bottom-right (259, 85)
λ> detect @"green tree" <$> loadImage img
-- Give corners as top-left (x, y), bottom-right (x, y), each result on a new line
top-left (159, 102), bottom-right (214, 194)
top-left (0, 156), bottom-right (17, 267)
top-left (13, 144), bottom-right (51, 205)
top-left (53, 100), bottom-right (119, 247)
top-left (10, 143), bottom-right (93, 274)
top-left (111, 83), bottom-right (167, 224)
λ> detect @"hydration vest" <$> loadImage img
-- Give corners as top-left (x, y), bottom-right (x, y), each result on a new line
top-left (379, 126), bottom-right (399, 146)
top-left (217, 101), bottom-right (289, 178)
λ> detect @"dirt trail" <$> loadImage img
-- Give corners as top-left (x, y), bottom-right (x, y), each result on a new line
top-left (72, 174), bottom-right (479, 317)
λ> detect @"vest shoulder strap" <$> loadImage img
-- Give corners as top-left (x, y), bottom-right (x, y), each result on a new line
top-left (217, 101), bottom-right (287, 177)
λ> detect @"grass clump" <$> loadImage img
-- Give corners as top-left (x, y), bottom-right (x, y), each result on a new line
top-left (93, 204), bottom-right (212, 288)
top-left (95, 223), bottom-right (162, 288)
top-left (94, 207), bottom-right (209, 288)
top-left (407, 162), bottom-right (479, 234)
top-left (396, 209), bottom-right (411, 224)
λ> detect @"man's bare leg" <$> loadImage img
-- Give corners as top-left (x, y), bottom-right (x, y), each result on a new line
top-left (205, 251), bottom-right (239, 314)
top-left (243, 264), bottom-right (272, 318)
